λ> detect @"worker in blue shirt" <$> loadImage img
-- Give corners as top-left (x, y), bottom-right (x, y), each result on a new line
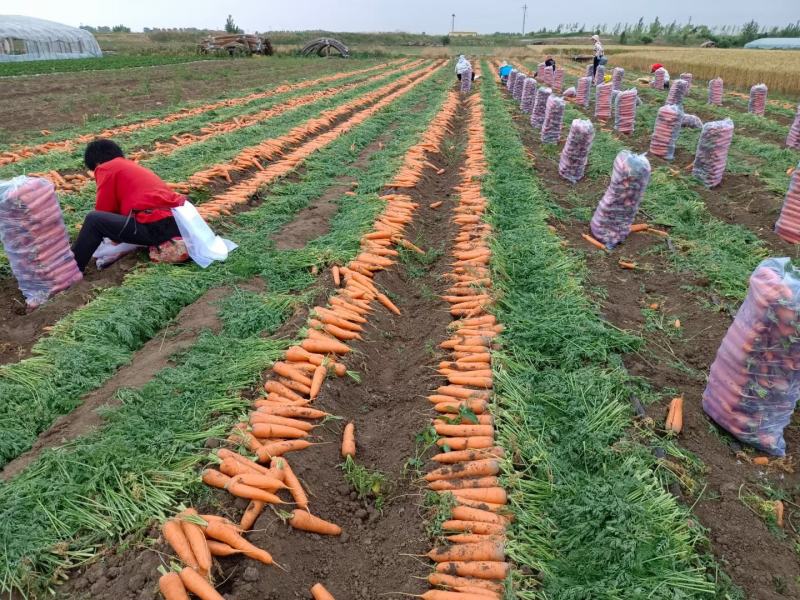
top-left (498, 61), bottom-right (513, 82)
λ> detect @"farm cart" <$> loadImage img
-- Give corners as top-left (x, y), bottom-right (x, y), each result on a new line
top-left (198, 34), bottom-right (274, 57)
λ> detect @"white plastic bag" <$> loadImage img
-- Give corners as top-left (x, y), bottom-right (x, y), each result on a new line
top-left (92, 239), bottom-right (143, 269)
top-left (171, 201), bottom-right (237, 268)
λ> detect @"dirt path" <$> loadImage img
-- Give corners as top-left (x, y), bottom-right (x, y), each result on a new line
top-left (499, 76), bottom-right (800, 600)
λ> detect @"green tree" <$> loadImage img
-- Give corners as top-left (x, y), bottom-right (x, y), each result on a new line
top-left (111, 24), bottom-right (131, 33)
top-left (441, 35), bottom-right (450, 46)
top-left (640, 34), bottom-right (653, 44)
top-left (739, 19), bottom-right (760, 44)
top-left (648, 17), bottom-right (662, 38)
top-left (619, 30), bottom-right (628, 45)
top-left (225, 14), bottom-right (242, 34)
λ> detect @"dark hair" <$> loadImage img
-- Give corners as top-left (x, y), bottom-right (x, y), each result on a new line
top-left (545, 58), bottom-right (556, 68)
top-left (84, 139), bottom-right (124, 170)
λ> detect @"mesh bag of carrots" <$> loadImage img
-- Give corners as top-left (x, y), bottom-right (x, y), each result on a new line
top-left (692, 118), bottom-right (734, 188)
top-left (590, 151), bottom-right (651, 248)
top-left (520, 77), bottom-right (537, 113)
top-left (552, 67), bottom-right (564, 93)
top-left (559, 119), bottom-right (594, 183)
top-left (614, 88), bottom-right (638, 135)
top-left (774, 162), bottom-right (800, 243)
top-left (787, 104), bottom-right (800, 150)
top-left (666, 78), bottom-right (690, 106)
top-left (594, 82), bottom-right (612, 120)
top-left (459, 69), bottom-right (473, 94)
top-left (0, 176), bottom-right (82, 308)
top-left (649, 103), bottom-right (683, 160)
top-left (576, 76), bottom-right (592, 107)
top-left (703, 258), bottom-right (800, 456)
top-left (529, 86), bottom-right (552, 129)
top-left (651, 67), bottom-right (667, 90)
top-left (680, 72), bottom-right (693, 89)
top-left (708, 78), bottom-right (723, 105)
top-left (593, 64), bottom-right (606, 86)
top-left (611, 67), bottom-right (625, 91)
top-left (540, 95), bottom-right (566, 144)
top-left (748, 83), bottom-right (768, 115)
top-left (512, 71), bottom-right (526, 100)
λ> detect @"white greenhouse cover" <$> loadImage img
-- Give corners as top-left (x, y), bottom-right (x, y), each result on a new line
top-left (744, 38), bottom-right (800, 50)
top-left (0, 14), bottom-right (102, 62)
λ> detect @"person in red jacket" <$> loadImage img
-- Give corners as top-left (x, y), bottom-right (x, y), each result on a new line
top-left (70, 139), bottom-right (186, 271)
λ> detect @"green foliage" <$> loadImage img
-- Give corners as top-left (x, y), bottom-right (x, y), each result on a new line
top-left (340, 456), bottom-right (390, 510)
top-left (225, 14), bottom-right (243, 34)
top-left (218, 289), bottom-right (300, 338)
top-left (0, 54), bottom-right (224, 78)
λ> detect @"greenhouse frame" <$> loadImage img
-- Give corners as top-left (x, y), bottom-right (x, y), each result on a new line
top-left (0, 15), bottom-right (102, 62)
top-left (744, 37), bottom-right (800, 50)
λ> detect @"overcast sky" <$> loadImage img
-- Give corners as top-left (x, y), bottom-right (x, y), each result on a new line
top-left (4, 0), bottom-right (797, 33)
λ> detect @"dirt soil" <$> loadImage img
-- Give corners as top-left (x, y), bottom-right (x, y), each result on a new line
top-left (0, 59), bottom-right (381, 140)
top-left (504, 81), bottom-right (800, 599)
top-left (55, 94), bottom-right (467, 600)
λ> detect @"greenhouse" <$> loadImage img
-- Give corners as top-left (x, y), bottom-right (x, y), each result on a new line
top-left (0, 15), bottom-right (102, 61)
top-left (744, 37), bottom-right (800, 49)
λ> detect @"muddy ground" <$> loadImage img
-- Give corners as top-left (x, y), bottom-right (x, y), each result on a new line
top-left (0, 59), bottom-right (388, 140)
top-left (502, 78), bottom-right (800, 599)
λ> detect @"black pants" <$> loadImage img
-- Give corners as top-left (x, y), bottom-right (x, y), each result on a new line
top-left (71, 210), bottom-right (180, 271)
top-left (457, 73), bottom-right (476, 81)
top-left (593, 56), bottom-right (601, 73)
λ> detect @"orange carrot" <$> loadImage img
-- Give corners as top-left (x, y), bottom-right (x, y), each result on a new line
top-left (665, 396), bottom-right (684, 434)
top-left (437, 386), bottom-right (490, 400)
top-left (446, 533), bottom-right (505, 544)
top-left (159, 572), bottom-right (190, 600)
top-left (178, 567), bottom-right (224, 600)
top-left (434, 400), bottom-right (488, 415)
top-left (451, 506), bottom-right (510, 525)
top-left (581, 233), bottom-right (607, 251)
top-left (257, 405), bottom-right (328, 418)
top-left (249, 412), bottom-right (315, 432)
top-left (288, 508), bottom-right (342, 535)
top-left (629, 223), bottom-right (650, 232)
top-left (276, 376), bottom-right (312, 396)
top-left (441, 520), bottom-right (506, 535)
top-left (430, 201), bottom-right (443, 209)
top-left (206, 540), bottom-right (243, 557)
top-left (311, 583), bottom-right (336, 600)
top-left (179, 508), bottom-right (212, 576)
top-left (341, 422), bottom-right (356, 458)
top-left (752, 456), bottom-right (770, 466)
top-left (264, 380), bottom-right (307, 403)
top-left (433, 423), bottom-right (494, 438)
top-left (256, 439), bottom-right (313, 462)
top-left (203, 520), bottom-right (273, 565)
top-left (272, 458), bottom-right (309, 510)
top-left (421, 590), bottom-right (494, 600)
top-left (445, 374), bottom-right (493, 388)
top-left (436, 436), bottom-right (495, 450)
top-left (376, 292), bottom-right (401, 315)
top-left (217, 449), bottom-right (273, 476)
top-left (162, 519), bottom-right (199, 570)
top-left (230, 471), bottom-right (286, 492)
top-left (332, 265), bottom-right (341, 286)
top-left (618, 260), bottom-right (637, 270)
top-left (302, 337), bottom-right (351, 355)
top-left (434, 561), bottom-right (510, 580)
top-left (427, 573), bottom-right (503, 593)
top-left (273, 362), bottom-right (313, 386)
top-left (425, 459), bottom-right (500, 481)
top-left (448, 488), bottom-right (507, 504)
top-left (428, 476), bottom-right (500, 491)
top-left (428, 540), bottom-right (505, 562)
top-left (251, 423), bottom-right (308, 439)
top-left (310, 364), bottom-right (327, 399)
top-left (240, 500), bottom-right (265, 530)
top-left (775, 500), bottom-right (785, 527)
top-left (431, 448), bottom-right (505, 464)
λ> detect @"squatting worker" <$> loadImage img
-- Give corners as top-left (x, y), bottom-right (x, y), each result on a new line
top-left (70, 139), bottom-right (185, 272)
top-left (455, 55), bottom-right (475, 81)
top-left (498, 61), bottom-right (512, 82)
top-left (650, 63), bottom-right (671, 88)
top-left (534, 56), bottom-right (556, 78)
top-left (591, 34), bottom-right (604, 74)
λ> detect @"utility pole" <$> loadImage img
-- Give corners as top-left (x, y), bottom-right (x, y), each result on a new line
top-left (522, 4), bottom-right (528, 35)
top-left (451, 13), bottom-right (455, 33)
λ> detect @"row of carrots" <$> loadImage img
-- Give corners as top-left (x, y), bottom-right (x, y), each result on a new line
top-left (0, 59), bottom-right (407, 168)
top-left (418, 68), bottom-right (513, 600)
top-left (195, 62), bottom-right (447, 220)
top-left (153, 86), bottom-right (462, 599)
top-left (33, 62), bottom-right (425, 197)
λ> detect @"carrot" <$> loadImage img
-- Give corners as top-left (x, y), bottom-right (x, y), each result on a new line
top-left (272, 458), bottom-right (309, 510)
top-left (178, 567), bottom-right (224, 600)
top-left (436, 436), bottom-right (495, 450)
top-left (311, 583), bottom-right (336, 600)
top-left (217, 449), bottom-right (273, 476)
top-left (229, 423), bottom-right (262, 452)
top-left (647, 227), bottom-right (670, 237)
top-left (434, 400), bottom-right (488, 415)
top-left (425, 459), bottom-right (500, 481)
top-left (276, 376), bottom-right (312, 396)
top-left (618, 260), bottom-right (637, 270)
top-left (159, 572), bottom-right (190, 600)
top-left (442, 520), bottom-right (506, 535)
top-left (434, 423), bottom-right (494, 438)
top-left (179, 508), bottom-right (212, 576)
top-left (341, 422), bottom-right (356, 457)
top-left (230, 471), bottom-right (286, 492)
top-left (427, 573), bottom-right (503, 593)
top-left (445, 374), bottom-right (493, 388)
top-left (257, 439), bottom-right (313, 461)
top-left (448, 488), bottom-right (507, 504)
top-left (434, 561), bottom-right (510, 580)
top-left (308, 364), bottom-right (326, 400)
top-left (162, 519), bottom-right (199, 570)
top-left (421, 591), bottom-right (493, 600)
top-left (251, 423), bottom-right (308, 439)
top-left (775, 500), bottom-right (785, 527)
top-left (437, 386), bottom-right (491, 400)
top-left (752, 456), bottom-right (770, 466)
top-left (376, 292), bottom-right (401, 315)
top-left (451, 506), bottom-right (510, 525)
top-left (665, 396), bottom-right (684, 434)
top-left (250, 412), bottom-right (315, 432)
top-left (446, 533), bottom-right (505, 544)
top-left (428, 477), bottom-right (501, 492)
top-left (206, 540), bottom-right (243, 556)
top-left (240, 500), bottom-right (265, 530)
top-left (203, 520), bottom-right (274, 565)
top-left (302, 337), bottom-right (351, 355)
top-left (428, 540), bottom-right (505, 563)
top-left (289, 508), bottom-right (342, 535)
top-left (257, 405), bottom-right (328, 418)
top-left (581, 233), bottom-right (607, 251)
top-left (432, 448), bottom-right (505, 464)
top-left (430, 201), bottom-right (444, 209)
top-left (264, 380), bottom-right (307, 403)
top-left (629, 223), bottom-right (650, 232)
top-left (273, 362), bottom-right (313, 386)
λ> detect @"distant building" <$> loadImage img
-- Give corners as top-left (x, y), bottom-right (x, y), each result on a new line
top-left (0, 15), bottom-right (102, 62)
top-left (744, 37), bottom-right (800, 50)
top-left (450, 31), bottom-right (478, 37)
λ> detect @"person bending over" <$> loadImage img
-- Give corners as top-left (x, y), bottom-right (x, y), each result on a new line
top-left (650, 63), bottom-right (671, 88)
top-left (455, 55), bottom-right (475, 81)
top-left (71, 139), bottom-right (185, 272)
top-left (498, 61), bottom-right (513, 82)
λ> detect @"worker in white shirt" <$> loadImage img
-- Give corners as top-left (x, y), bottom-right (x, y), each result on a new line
top-left (591, 35), bottom-right (604, 74)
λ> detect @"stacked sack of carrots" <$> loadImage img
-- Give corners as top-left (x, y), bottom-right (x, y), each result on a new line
top-left (420, 89), bottom-right (512, 600)
top-left (692, 118), bottom-right (735, 188)
top-left (191, 64), bottom-right (445, 219)
top-left (666, 78), bottom-right (690, 107)
top-left (552, 68), bottom-right (565, 94)
top-left (774, 162), bottom-right (800, 243)
top-left (506, 69), bottom-right (518, 91)
top-left (0, 176), bottom-right (82, 308)
top-left (529, 86), bottom-right (552, 129)
top-left (682, 114), bottom-right (703, 129)
top-left (593, 64), bottom-right (606, 86)
top-left (614, 88), bottom-right (638, 135)
top-left (540, 95), bottom-right (566, 144)
top-left (559, 119), bottom-right (595, 183)
top-left (708, 78), bottom-right (724, 106)
top-left (0, 61), bottom-right (405, 169)
top-left (589, 151), bottom-right (652, 249)
top-left (541, 65), bottom-right (554, 87)
top-left (651, 67), bottom-right (667, 90)
top-left (680, 72), bottom-right (693, 90)
top-left (520, 77), bottom-right (537, 113)
top-left (154, 89), bottom-right (461, 600)
top-left (787, 104), bottom-right (800, 150)
top-left (594, 82), bottom-right (612, 120)
top-left (576, 76), bottom-right (592, 108)
top-left (585, 64), bottom-right (595, 78)
top-left (512, 71), bottom-right (526, 101)
top-left (649, 103), bottom-right (683, 160)
top-left (748, 83), bottom-right (768, 116)
top-left (611, 67), bottom-right (625, 91)
top-left (703, 258), bottom-right (800, 456)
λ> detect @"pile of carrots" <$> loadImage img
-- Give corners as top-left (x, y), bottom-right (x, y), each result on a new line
top-left (0, 60), bottom-right (406, 168)
top-left (422, 70), bottom-right (512, 600)
top-left (153, 86), bottom-right (460, 600)
top-left (195, 62), bottom-right (447, 220)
